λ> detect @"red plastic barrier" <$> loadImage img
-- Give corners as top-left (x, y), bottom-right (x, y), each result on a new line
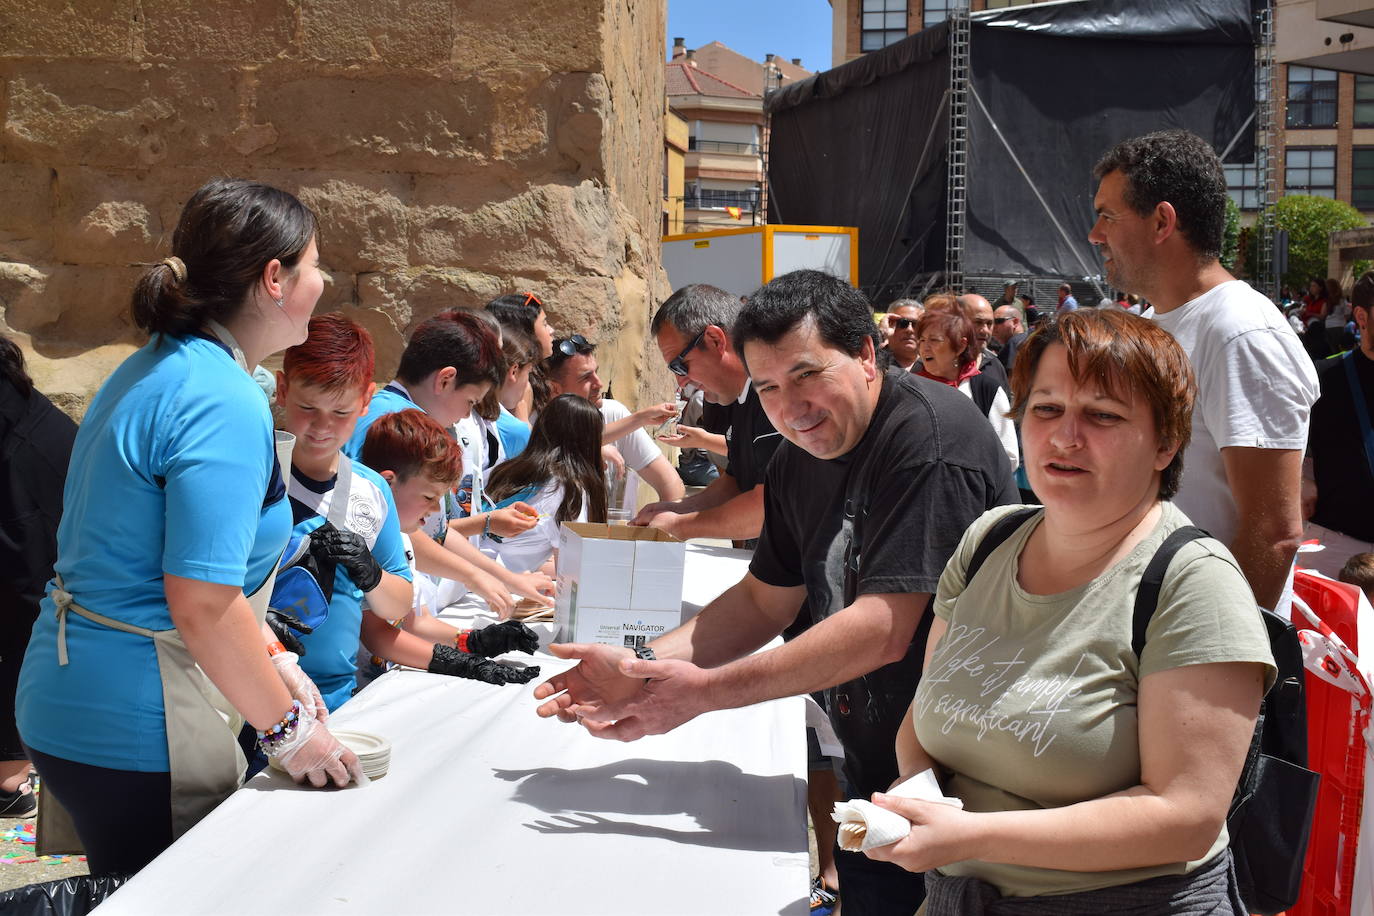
top-left (1287, 572), bottom-right (1370, 916)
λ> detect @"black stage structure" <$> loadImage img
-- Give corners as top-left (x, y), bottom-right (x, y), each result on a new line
top-left (764, 0), bottom-right (1263, 307)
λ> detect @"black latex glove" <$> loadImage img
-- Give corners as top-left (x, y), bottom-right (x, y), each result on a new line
top-left (428, 643), bottom-right (540, 686)
top-left (265, 609), bottom-right (313, 656)
top-left (309, 521), bottom-right (383, 592)
top-left (465, 620), bottom-right (540, 657)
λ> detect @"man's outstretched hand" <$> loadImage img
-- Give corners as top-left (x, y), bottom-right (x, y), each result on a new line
top-left (533, 643), bottom-right (642, 722)
top-left (533, 643), bottom-right (715, 741)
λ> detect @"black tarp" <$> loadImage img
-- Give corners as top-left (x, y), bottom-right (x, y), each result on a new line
top-left (766, 25), bottom-right (951, 305)
top-left (765, 0), bottom-right (1257, 302)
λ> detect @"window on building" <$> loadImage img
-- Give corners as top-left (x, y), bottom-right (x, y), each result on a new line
top-left (922, 0), bottom-right (952, 28)
top-left (1285, 147), bottom-right (1336, 198)
top-left (1224, 161), bottom-right (1261, 211)
top-left (1286, 66), bottom-right (1338, 128)
top-left (861, 0), bottom-right (908, 51)
top-left (1357, 76), bottom-right (1374, 128)
top-left (1353, 148), bottom-right (1374, 210)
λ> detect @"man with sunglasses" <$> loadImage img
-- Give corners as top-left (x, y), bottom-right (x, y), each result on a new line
top-left (884, 302), bottom-right (922, 372)
top-left (991, 305), bottom-right (1027, 372)
top-left (542, 335), bottom-right (684, 512)
top-left (630, 284), bottom-right (785, 541)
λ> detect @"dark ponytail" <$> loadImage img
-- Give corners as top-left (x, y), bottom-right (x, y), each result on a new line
top-left (0, 335), bottom-right (32, 397)
top-left (131, 178), bottom-right (317, 338)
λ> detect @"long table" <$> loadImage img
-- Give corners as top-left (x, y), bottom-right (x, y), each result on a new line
top-left (96, 544), bottom-right (810, 915)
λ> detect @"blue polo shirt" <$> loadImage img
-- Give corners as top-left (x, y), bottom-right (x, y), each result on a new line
top-left (496, 405), bottom-right (531, 458)
top-left (18, 334), bottom-right (290, 772)
top-left (343, 385), bottom-right (417, 465)
top-left (286, 461), bottom-right (412, 711)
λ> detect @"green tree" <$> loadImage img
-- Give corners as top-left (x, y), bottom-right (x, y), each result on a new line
top-left (1220, 197), bottom-right (1240, 272)
top-left (1275, 195), bottom-right (1367, 289)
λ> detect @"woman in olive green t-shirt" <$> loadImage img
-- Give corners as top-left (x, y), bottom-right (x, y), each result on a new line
top-left (865, 310), bottom-right (1275, 912)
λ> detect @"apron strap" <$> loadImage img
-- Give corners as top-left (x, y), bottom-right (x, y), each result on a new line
top-left (52, 574), bottom-right (160, 666)
top-left (327, 454), bottom-right (355, 529)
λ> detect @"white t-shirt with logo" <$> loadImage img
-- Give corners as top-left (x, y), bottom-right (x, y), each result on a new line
top-left (1150, 279), bottom-right (1318, 547)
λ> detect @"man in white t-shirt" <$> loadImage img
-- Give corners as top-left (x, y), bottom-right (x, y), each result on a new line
top-left (1089, 129), bottom-right (1318, 611)
top-left (542, 336), bottom-right (684, 513)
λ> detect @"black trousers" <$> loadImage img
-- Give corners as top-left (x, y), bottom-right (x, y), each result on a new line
top-left (835, 842), bottom-right (927, 915)
top-left (24, 744), bottom-right (171, 877)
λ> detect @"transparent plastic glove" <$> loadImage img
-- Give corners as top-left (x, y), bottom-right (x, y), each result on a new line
top-left (466, 620), bottom-right (540, 657)
top-left (273, 710), bottom-right (367, 788)
top-left (429, 643), bottom-right (540, 685)
top-left (270, 651), bottom-right (329, 724)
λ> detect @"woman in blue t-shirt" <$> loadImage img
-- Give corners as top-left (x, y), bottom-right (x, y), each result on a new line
top-left (16, 179), bottom-right (363, 877)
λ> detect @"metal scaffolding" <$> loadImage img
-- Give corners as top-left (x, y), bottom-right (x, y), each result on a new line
top-left (944, 3), bottom-right (971, 291)
top-left (1255, 0), bottom-right (1279, 299)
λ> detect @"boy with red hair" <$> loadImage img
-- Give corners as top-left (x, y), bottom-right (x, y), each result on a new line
top-left (358, 408), bottom-right (540, 683)
top-left (273, 316), bottom-right (535, 712)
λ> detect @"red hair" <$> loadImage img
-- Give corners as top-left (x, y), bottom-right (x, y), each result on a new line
top-left (282, 313), bottom-right (375, 395)
top-left (361, 408), bottom-right (463, 485)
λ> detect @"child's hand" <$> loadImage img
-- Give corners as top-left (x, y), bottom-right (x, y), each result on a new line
top-left (489, 503), bottom-right (540, 538)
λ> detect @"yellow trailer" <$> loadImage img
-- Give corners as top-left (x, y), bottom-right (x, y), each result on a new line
top-left (661, 225), bottom-right (858, 298)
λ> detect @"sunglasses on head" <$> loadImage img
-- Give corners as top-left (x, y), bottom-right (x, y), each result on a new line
top-left (554, 333), bottom-right (590, 358)
top-left (668, 327), bottom-right (708, 377)
top-left (892, 317), bottom-right (918, 330)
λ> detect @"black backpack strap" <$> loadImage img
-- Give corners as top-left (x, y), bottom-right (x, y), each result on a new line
top-left (1131, 525), bottom-right (1209, 657)
top-left (965, 507), bottom-right (1041, 588)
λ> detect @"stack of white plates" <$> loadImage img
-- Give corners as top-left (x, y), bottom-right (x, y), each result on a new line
top-left (269, 729), bottom-right (390, 781)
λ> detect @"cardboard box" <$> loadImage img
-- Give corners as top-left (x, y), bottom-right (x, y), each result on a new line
top-left (555, 522), bottom-right (686, 648)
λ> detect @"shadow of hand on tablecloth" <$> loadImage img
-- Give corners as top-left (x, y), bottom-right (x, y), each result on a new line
top-left (492, 758), bottom-right (806, 852)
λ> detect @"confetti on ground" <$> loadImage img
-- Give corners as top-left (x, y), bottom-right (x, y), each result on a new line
top-left (0, 822), bottom-right (86, 863)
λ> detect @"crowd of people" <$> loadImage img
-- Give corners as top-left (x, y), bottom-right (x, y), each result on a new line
top-left (0, 125), bottom-right (1371, 916)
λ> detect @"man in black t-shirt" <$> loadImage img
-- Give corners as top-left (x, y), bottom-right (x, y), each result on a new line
top-left (537, 271), bottom-right (1015, 915)
top-left (631, 284), bottom-right (783, 540)
top-left (1303, 271), bottom-right (1374, 578)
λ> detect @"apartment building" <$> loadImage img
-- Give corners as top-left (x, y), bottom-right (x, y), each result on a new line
top-left (666, 39), bottom-right (810, 233)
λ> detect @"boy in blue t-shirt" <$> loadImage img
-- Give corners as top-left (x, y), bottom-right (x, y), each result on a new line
top-left (272, 316), bottom-right (537, 712)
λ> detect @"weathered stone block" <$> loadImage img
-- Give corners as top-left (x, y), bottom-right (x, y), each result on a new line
top-left (450, 0), bottom-right (604, 74)
top-left (300, 0), bottom-right (452, 69)
top-left (53, 169), bottom-right (171, 264)
top-left (410, 181), bottom-right (625, 280)
top-left (137, 0), bottom-right (297, 62)
top-left (2, 63), bottom-right (241, 168)
top-left (0, 163), bottom-right (55, 261)
top-left (254, 69), bottom-right (493, 173)
top-left (0, 0), bottom-right (133, 59)
top-left (0, 260), bottom-right (142, 350)
top-left (294, 175), bottom-right (412, 273)
top-left (357, 267), bottom-right (503, 334)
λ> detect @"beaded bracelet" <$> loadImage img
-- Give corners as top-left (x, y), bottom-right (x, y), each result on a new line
top-left (255, 700), bottom-right (302, 754)
top-left (483, 514), bottom-right (504, 543)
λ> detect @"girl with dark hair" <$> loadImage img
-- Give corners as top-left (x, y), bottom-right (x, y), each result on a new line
top-left (0, 336), bottom-right (77, 818)
top-left (482, 394), bottom-right (608, 573)
top-left (16, 179), bottom-right (361, 877)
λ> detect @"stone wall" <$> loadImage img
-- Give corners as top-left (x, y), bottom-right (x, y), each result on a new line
top-left (0, 0), bottom-right (671, 418)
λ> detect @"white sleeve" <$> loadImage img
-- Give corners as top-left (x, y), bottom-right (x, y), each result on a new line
top-left (1200, 329), bottom-right (1318, 451)
top-left (601, 398), bottom-right (660, 471)
top-left (987, 388), bottom-right (1019, 471)
top-left (615, 427), bottom-right (660, 472)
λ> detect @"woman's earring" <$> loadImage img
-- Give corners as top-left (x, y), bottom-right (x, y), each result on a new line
top-left (274, 296), bottom-right (285, 309)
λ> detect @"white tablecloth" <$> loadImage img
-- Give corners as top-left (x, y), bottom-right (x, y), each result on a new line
top-left (96, 544), bottom-right (810, 916)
